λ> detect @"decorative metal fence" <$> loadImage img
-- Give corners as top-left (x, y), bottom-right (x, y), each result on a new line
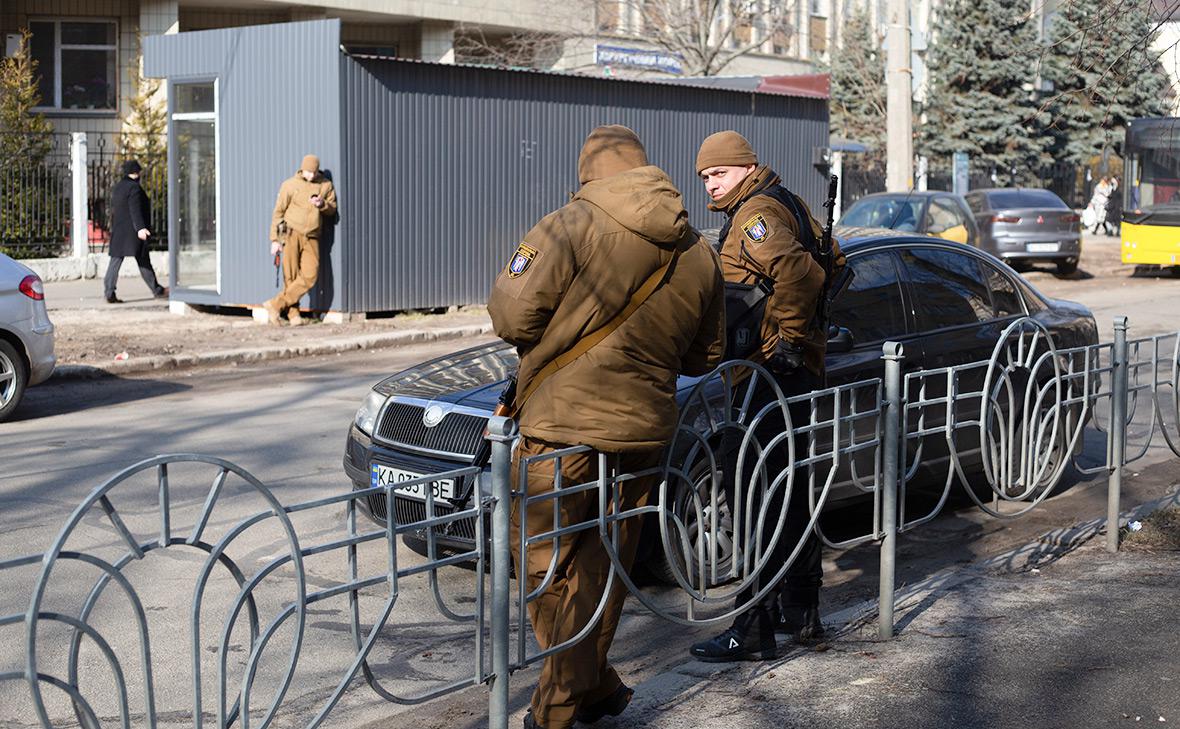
top-left (0, 133), bottom-right (71, 259)
top-left (0, 132), bottom-right (166, 259)
top-left (2, 317), bottom-right (1178, 729)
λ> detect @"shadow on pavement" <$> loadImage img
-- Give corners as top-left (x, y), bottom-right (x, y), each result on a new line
top-left (1019, 262), bottom-right (1095, 280)
top-left (11, 372), bottom-right (191, 421)
top-left (1131, 264), bottom-right (1180, 279)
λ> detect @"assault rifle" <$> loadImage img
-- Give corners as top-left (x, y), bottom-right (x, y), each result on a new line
top-left (274, 220), bottom-right (288, 288)
top-left (467, 375), bottom-right (517, 477)
top-left (819, 174), bottom-right (854, 332)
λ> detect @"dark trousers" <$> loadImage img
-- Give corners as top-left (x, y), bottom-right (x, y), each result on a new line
top-left (724, 368), bottom-right (824, 618)
top-left (104, 248), bottom-right (164, 298)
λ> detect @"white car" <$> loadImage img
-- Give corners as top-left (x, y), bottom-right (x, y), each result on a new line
top-left (0, 254), bottom-right (55, 421)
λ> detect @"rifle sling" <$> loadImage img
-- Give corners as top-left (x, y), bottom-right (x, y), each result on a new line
top-left (511, 243), bottom-right (685, 416)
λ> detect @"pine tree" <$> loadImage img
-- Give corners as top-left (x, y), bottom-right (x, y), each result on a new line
top-left (830, 8), bottom-right (886, 153)
top-left (0, 29), bottom-right (53, 165)
top-left (118, 36), bottom-right (168, 239)
top-left (119, 36), bottom-right (167, 161)
top-left (920, 0), bottom-right (1052, 184)
top-left (0, 29), bottom-right (59, 257)
top-left (1042, 0), bottom-right (1171, 166)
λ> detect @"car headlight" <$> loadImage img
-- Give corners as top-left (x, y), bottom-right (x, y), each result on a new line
top-left (354, 390), bottom-right (387, 436)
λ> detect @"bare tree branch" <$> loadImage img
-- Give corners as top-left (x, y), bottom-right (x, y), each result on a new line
top-left (616, 0), bottom-right (803, 76)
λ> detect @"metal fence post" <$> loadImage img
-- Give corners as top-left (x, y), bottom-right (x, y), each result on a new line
top-left (1107, 317), bottom-right (1129, 553)
top-left (70, 132), bottom-right (88, 259)
top-left (879, 342), bottom-right (905, 639)
top-left (486, 416), bottom-right (516, 729)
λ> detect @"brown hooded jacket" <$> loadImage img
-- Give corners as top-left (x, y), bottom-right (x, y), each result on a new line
top-left (712, 165), bottom-right (844, 375)
top-left (488, 162), bottom-right (726, 452)
top-left (270, 170), bottom-right (337, 241)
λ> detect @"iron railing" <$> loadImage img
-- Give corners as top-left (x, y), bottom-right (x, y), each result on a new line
top-left (1, 316), bottom-right (1178, 729)
top-left (0, 132), bottom-right (166, 258)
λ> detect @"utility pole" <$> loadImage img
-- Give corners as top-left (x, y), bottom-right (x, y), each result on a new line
top-left (886, 0), bottom-right (913, 191)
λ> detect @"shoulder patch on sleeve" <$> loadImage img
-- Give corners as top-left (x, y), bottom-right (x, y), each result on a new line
top-left (741, 213), bottom-right (769, 243)
top-left (507, 243), bottom-right (539, 278)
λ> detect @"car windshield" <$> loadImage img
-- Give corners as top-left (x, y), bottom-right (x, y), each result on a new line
top-left (840, 197), bottom-right (923, 232)
top-left (985, 189), bottom-right (1067, 210)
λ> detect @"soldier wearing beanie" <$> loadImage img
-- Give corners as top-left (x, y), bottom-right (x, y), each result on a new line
top-left (263, 153), bottom-right (337, 325)
top-left (689, 130), bottom-right (845, 663)
top-left (489, 125), bottom-right (725, 729)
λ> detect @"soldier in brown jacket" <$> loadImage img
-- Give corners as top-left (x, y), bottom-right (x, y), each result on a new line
top-left (488, 125), bottom-right (725, 729)
top-left (263, 154), bottom-right (337, 325)
top-left (689, 130), bottom-right (845, 663)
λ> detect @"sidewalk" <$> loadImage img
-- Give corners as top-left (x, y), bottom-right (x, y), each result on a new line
top-left (608, 519), bottom-right (1180, 729)
top-left (43, 278), bottom-right (494, 380)
top-left (539, 491), bottom-right (1180, 729)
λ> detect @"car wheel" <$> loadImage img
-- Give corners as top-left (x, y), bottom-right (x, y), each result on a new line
top-left (650, 458), bottom-right (735, 587)
top-left (0, 339), bottom-right (28, 422)
top-left (1056, 259), bottom-right (1079, 276)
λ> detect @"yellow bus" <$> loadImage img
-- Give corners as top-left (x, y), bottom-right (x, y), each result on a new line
top-left (1122, 117), bottom-right (1180, 273)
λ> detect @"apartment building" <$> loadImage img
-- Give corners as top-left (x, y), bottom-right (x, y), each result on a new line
top-left (1, 0), bottom-right (831, 140)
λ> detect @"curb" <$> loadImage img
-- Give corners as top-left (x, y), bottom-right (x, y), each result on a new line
top-left (50, 323), bottom-right (495, 381)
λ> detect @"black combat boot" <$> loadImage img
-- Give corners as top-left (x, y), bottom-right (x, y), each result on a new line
top-left (689, 607), bottom-right (778, 662)
top-left (576, 683), bottom-right (633, 724)
top-left (777, 603), bottom-right (825, 644)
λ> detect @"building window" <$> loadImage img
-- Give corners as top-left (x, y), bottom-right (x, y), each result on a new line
top-left (28, 19), bottom-right (118, 111)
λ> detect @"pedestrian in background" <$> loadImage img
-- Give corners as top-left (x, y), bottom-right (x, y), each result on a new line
top-left (1104, 176), bottom-right (1122, 236)
top-left (104, 160), bottom-right (167, 304)
top-left (690, 130), bottom-right (843, 663)
top-left (263, 154), bottom-right (337, 326)
top-left (1086, 176), bottom-right (1113, 235)
top-left (488, 125), bottom-right (725, 729)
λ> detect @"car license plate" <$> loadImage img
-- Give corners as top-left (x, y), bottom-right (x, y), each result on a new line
top-left (370, 464), bottom-right (457, 501)
top-left (1027, 243), bottom-right (1059, 253)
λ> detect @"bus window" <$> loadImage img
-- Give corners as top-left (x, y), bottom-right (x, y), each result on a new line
top-left (1126, 148), bottom-right (1180, 210)
top-left (1125, 119), bottom-right (1180, 212)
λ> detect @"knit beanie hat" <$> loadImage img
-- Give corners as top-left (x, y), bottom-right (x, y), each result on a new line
top-left (577, 125), bottom-right (649, 184)
top-left (695, 130), bottom-right (758, 172)
top-left (122, 159), bottom-right (142, 175)
top-left (300, 154), bottom-right (320, 173)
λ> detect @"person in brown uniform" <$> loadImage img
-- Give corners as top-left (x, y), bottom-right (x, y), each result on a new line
top-left (263, 154), bottom-right (337, 325)
top-left (688, 130), bottom-right (845, 663)
top-left (488, 125), bottom-right (725, 729)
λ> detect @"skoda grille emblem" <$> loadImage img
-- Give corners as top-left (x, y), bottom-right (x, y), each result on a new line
top-left (422, 405), bottom-right (445, 428)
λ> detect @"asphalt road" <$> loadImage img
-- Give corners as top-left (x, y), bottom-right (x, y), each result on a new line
top-left (2, 234), bottom-right (1179, 729)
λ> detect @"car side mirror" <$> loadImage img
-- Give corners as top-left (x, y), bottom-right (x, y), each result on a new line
top-left (827, 325), bottom-right (854, 353)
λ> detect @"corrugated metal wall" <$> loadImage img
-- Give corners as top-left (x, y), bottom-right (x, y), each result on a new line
top-left (340, 56), bottom-right (828, 312)
top-left (146, 19), bottom-right (828, 313)
top-left (145, 19), bottom-right (343, 309)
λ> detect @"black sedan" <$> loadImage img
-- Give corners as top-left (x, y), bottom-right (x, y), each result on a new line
top-left (342, 229), bottom-right (1098, 575)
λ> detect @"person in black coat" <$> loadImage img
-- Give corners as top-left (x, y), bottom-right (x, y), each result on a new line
top-left (104, 160), bottom-right (167, 303)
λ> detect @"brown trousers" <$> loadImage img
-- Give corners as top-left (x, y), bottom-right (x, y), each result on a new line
top-left (275, 230), bottom-right (319, 311)
top-left (510, 436), bottom-right (660, 729)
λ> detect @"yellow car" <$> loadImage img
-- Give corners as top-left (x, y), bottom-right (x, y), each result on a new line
top-left (838, 191), bottom-right (978, 246)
